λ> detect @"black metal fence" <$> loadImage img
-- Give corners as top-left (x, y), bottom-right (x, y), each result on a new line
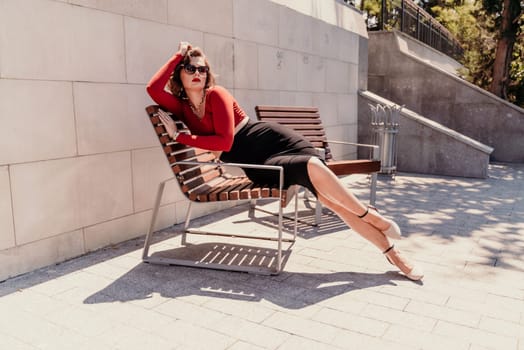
top-left (341, 0), bottom-right (463, 60)
top-left (379, 0), bottom-right (463, 59)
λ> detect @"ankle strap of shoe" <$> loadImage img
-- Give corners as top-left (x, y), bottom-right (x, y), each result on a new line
top-left (382, 244), bottom-right (395, 254)
top-left (358, 208), bottom-right (369, 218)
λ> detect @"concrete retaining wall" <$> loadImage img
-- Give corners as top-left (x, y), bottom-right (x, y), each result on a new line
top-left (368, 31), bottom-right (524, 163)
top-left (359, 91), bottom-right (494, 178)
top-left (0, 0), bottom-right (367, 280)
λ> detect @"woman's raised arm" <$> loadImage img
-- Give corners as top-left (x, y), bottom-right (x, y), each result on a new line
top-left (146, 53), bottom-right (184, 115)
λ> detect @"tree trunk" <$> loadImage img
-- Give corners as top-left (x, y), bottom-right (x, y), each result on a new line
top-left (489, 0), bottom-right (520, 99)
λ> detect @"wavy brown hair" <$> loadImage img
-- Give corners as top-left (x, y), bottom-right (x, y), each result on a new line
top-left (169, 47), bottom-right (216, 99)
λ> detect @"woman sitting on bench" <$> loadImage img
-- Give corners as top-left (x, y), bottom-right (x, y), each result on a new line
top-left (147, 41), bottom-right (423, 281)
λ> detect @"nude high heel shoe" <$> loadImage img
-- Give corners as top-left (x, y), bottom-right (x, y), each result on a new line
top-left (358, 206), bottom-right (402, 240)
top-left (383, 245), bottom-right (424, 281)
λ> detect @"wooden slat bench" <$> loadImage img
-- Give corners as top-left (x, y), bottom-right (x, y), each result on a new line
top-left (255, 105), bottom-right (381, 224)
top-left (142, 105), bottom-right (299, 275)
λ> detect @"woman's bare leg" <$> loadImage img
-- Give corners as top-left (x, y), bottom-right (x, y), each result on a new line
top-left (307, 158), bottom-right (423, 280)
top-left (316, 192), bottom-right (391, 251)
top-left (306, 158), bottom-right (394, 232)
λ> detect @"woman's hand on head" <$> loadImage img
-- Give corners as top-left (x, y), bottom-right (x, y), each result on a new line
top-left (157, 109), bottom-right (178, 139)
top-left (178, 41), bottom-right (192, 56)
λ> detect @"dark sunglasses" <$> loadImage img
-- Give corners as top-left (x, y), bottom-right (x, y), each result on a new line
top-left (183, 64), bottom-right (209, 75)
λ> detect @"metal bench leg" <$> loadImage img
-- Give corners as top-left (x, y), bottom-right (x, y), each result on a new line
top-left (370, 173), bottom-right (377, 206)
top-left (248, 199), bottom-right (257, 218)
top-left (304, 188), bottom-right (322, 226)
top-left (293, 193), bottom-right (298, 240)
top-left (181, 201), bottom-right (193, 245)
top-left (142, 180), bottom-right (167, 261)
top-left (315, 200), bottom-right (322, 226)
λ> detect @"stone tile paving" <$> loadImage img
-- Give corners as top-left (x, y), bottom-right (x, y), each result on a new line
top-left (1, 163), bottom-right (523, 349)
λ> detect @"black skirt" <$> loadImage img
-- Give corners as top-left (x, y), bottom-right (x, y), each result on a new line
top-left (220, 120), bottom-right (321, 195)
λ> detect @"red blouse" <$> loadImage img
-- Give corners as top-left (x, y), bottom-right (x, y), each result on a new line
top-left (146, 53), bottom-right (248, 152)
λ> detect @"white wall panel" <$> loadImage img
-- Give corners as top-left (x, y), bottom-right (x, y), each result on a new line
top-left (233, 0), bottom-right (279, 46)
top-left (131, 148), bottom-right (180, 212)
top-left (312, 93), bottom-right (339, 126)
top-left (125, 17), bottom-right (203, 84)
top-left (203, 34), bottom-right (235, 89)
top-left (0, 166), bottom-right (14, 250)
top-left (325, 59), bottom-right (351, 93)
top-left (279, 92), bottom-right (314, 107)
top-left (233, 89), bottom-right (281, 118)
top-left (258, 46), bottom-right (298, 91)
top-left (0, 79), bottom-right (76, 165)
top-left (74, 83), bottom-right (156, 155)
top-left (0, 0), bottom-right (125, 82)
top-left (168, 0), bottom-right (233, 37)
top-left (0, 230), bottom-right (84, 281)
top-left (233, 40), bottom-right (259, 89)
top-left (77, 152), bottom-right (133, 227)
top-left (338, 93), bottom-right (357, 124)
top-left (11, 158), bottom-right (82, 244)
top-left (70, 0), bottom-right (168, 23)
top-left (296, 54), bottom-right (325, 93)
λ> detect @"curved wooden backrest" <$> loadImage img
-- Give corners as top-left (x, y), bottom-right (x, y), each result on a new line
top-left (146, 105), bottom-right (227, 199)
top-left (255, 105), bottom-right (334, 162)
top-left (146, 105), bottom-right (294, 204)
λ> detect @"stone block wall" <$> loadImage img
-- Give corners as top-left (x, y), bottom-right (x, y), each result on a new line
top-left (368, 31), bottom-right (524, 163)
top-left (0, 0), bottom-right (367, 280)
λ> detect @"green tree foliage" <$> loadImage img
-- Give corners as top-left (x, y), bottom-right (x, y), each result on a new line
top-left (431, 0), bottom-right (523, 107)
top-left (360, 0), bottom-right (523, 107)
top-left (360, 0), bottom-right (383, 29)
top-left (431, 2), bottom-right (497, 88)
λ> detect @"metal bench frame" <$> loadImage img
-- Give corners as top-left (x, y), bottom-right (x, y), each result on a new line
top-left (142, 105), bottom-right (299, 275)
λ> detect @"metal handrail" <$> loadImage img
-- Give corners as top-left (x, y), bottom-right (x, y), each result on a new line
top-left (342, 0), bottom-right (463, 60)
top-left (394, 0), bottom-right (463, 60)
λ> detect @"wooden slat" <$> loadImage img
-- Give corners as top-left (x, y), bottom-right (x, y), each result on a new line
top-left (171, 153), bottom-right (217, 173)
top-left (159, 135), bottom-right (171, 144)
top-left (255, 186), bottom-right (271, 198)
top-left (207, 177), bottom-right (243, 201)
top-left (150, 115), bottom-right (161, 124)
top-left (308, 141), bottom-right (325, 148)
top-left (219, 178), bottom-right (252, 201)
top-left (155, 126), bottom-right (166, 135)
top-left (213, 178), bottom-right (244, 201)
top-left (257, 113), bottom-right (318, 118)
top-left (168, 143), bottom-right (192, 154)
top-left (327, 160), bottom-right (381, 176)
top-left (302, 139), bottom-right (326, 146)
top-left (179, 164), bottom-right (220, 182)
top-left (256, 105), bottom-right (318, 113)
top-left (163, 143), bottom-right (197, 156)
top-left (146, 105), bottom-right (158, 115)
top-left (187, 175), bottom-right (232, 201)
top-left (181, 168), bottom-right (223, 193)
top-left (227, 179), bottom-right (253, 201)
top-left (258, 117), bottom-right (321, 125)
top-left (240, 186), bottom-right (262, 200)
top-left (278, 124), bottom-right (326, 131)
top-left (271, 187), bottom-right (282, 198)
top-left (173, 147), bottom-right (212, 161)
top-left (292, 129), bottom-right (326, 135)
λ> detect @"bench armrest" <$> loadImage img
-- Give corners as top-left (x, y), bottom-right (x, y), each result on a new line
top-left (325, 140), bottom-right (380, 161)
